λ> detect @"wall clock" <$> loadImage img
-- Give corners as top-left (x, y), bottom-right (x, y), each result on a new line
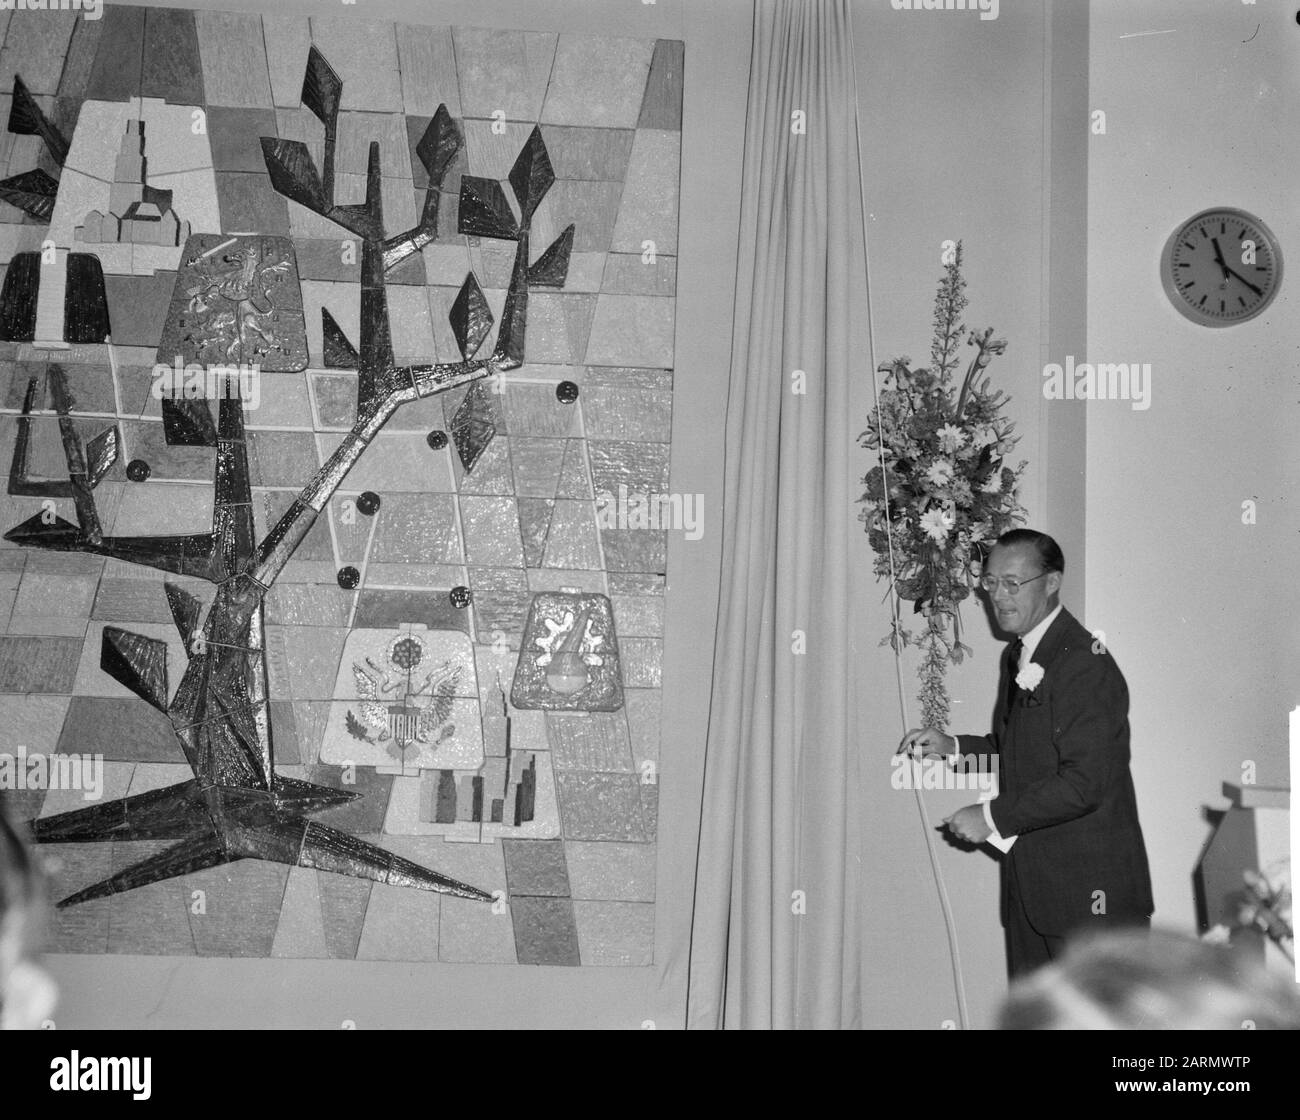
top-left (1160, 207), bottom-right (1282, 327)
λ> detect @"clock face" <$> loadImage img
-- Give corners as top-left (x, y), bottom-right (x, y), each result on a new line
top-left (1161, 208), bottom-right (1283, 327)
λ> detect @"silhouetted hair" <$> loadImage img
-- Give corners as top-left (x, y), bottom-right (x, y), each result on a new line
top-left (0, 803), bottom-right (43, 962)
top-left (999, 928), bottom-right (1300, 1030)
top-left (994, 529), bottom-right (1064, 574)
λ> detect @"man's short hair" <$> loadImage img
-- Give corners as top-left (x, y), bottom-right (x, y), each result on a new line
top-left (994, 529), bottom-right (1064, 574)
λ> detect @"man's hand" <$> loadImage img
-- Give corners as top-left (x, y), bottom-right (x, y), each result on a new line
top-left (897, 727), bottom-right (957, 759)
top-left (944, 804), bottom-right (992, 844)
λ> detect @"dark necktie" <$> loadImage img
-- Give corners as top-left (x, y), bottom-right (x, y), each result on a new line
top-left (1004, 638), bottom-right (1024, 716)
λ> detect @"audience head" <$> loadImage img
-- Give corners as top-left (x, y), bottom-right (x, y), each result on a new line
top-left (0, 803), bottom-right (57, 1030)
top-left (998, 927), bottom-right (1300, 1030)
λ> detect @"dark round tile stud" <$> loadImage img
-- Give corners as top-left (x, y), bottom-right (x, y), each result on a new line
top-left (357, 491), bottom-right (381, 516)
top-left (426, 430), bottom-right (449, 450)
top-left (337, 566), bottom-right (361, 590)
top-left (126, 459), bottom-right (151, 482)
top-left (556, 380), bottom-right (579, 403)
top-left (449, 585), bottom-right (472, 609)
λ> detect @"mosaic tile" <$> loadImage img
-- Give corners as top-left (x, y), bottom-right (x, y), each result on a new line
top-left (602, 253), bottom-right (677, 297)
top-left (611, 130), bottom-right (679, 256)
top-left (280, 625), bottom-right (348, 700)
top-left (581, 386), bottom-right (673, 444)
top-left (290, 699), bottom-right (330, 766)
top-left (194, 10), bottom-right (273, 109)
top-left (525, 292), bottom-right (597, 364)
top-left (536, 180), bottom-right (623, 254)
top-left (556, 771), bottom-right (646, 841)
top-left (207, 107), bottom-right (279, 174)
top-left (355, 880), bottom-right (439, 962)
top-left (620, 638), bottom-right (662, 688)
top-left (295, 240), bottom-right (361, 284)
top-left (107, 856), bottom-right (195, 956)
top-left (452, 28), bottom-right (557, 121)
top-left (638, 39), bottom-right (685, 130)
top-left (101, 272), bottom-right (174, 348)
top-left (510, 894), bottom-right (580, 965)
top-left (304, 764), bottom-right (394, 836)
top-left (640, 783), bottom-right (658, 840)
top-left (611, 596), bottom-right (664, 639)
top-left (318, 872), bottom-right (372, 959)
top-left (608, 572), bottom-right (664, 597)
top-left (585, 294), bottom-right (675, 368)
top-left (556, 439), bottom-right (594, 500)
top-left (336, 111), bottom-right (412, 180)
top-left (215, 170), bottom-right (291, 235)
top-left (368, 493), bottom-right (462, 564)
top-left (472, 590), bottom-right (531, 648)
top-left (55, 696), bottom-right (182, 762)
top-left (459, 495), bottom-right (524, 568)
top-left (509, 437), bottom-right (565, 499)
top-left (37, 759), bottom-right (130, 821)
top-left (0, 694), bottom-right (70, 754)
top-left (55, 17), bottom-right (100, 102)
top-left (541, 36), bottom-right (654, 128)
top-left (185, 859), bottom-right (289, 957)
top-left (265, 583), bottom-right (351, 628)
top-left (248, 430), bottom-right (319, 488)
top-left (268, 700), bottom-right (302, 765)
top-left (527, 568), bottom-right (607, 596)
top-left (504, 383), bottom-right (580, 438)
top-left (142, 7), bottom-right (205, 106)
top-left (310, 373), bottom-right (357, 427)
top-left (262, 13), bottom-right (312, 109)
top-left (539, 126), bottom-right (634, 181)
top-left (13, 568), bottom-right (96, 621)
top-left (353, 590), bottom-right (470, 635)
top-left (397, 24), bottom-right (461, 117)
top-left (624, 688), bottom-right (661, 768)
top-left (572, 900), bottom-right (653, 965)
top-left (420, 242), bottom-right (473, 287)
top-left (517, 497), bottom-right (553, 569)
top-left (565, 841), bottom-right (656, 903)
top-left (45, 845), bottom-right (111, 951)
top-left (588, 439), bottom-right (669, 496)
top-left (502, 838), bottom-right (571, 897)
top-left (271, 866), bottom-right (328, 959)
top-left (0, 635), bottom-right (81, 693)
top-left (112, 481), bottom-right (212, 535)
top-left (461, 118), bottom-right (534, 179)
top-left (546, 711), bottom-right (633, 771)
top-left (542, 500), bottom-right (602, 570)
top-left (386, 283), bottom-right (436, 363)
top-left (0, 9), bottom-right (77, 96)
top-left (309, 17), bottom-right (403, 113)
top-left (317, 429), bottom-right (456, 495)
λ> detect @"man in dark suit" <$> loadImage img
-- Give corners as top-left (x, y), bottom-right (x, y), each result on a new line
top-left (899, 529), bottom-right (1153, 977)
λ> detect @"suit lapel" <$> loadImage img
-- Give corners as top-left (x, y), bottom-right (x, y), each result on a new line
top-left (1002, 607), bottom-right (1076, 724)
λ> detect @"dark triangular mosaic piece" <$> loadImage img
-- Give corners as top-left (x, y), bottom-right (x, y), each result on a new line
top-left (321, 307), bottom-right (359, 368)
top-left (9, 76), bottom-right (69, 167)
top-left (63, 253), bottom-right (111, 344)
top-left (260, 137), bottom-right (325, 212)
top-left (450, 380), bottom-right (498, 474)
top-left (450, 273), bottom-right (493, 360)
top-left (161, 397), bottom-right (218, 447)
top-left (164, 582), bottom-right (203, 645)
top-left (301, 45), bottom-right (343, 129)
top-left (3, 512), bottom-right (82, 548)
top-left (101, 627), bottom-right (170, 712)
top-left (416, 104), bottom-right (463, 188)
top-left (84, 426), bottom-right (120, 488)
top-left (457, 175), bottom-right (518, 241)
top-left (528, 224), bottom-right (574, 288)
top-left (0, 169), bottom-right (59, 222)
top-left (508, 126), bottom-right (555, 225)
top-left (0, 252), bottom-right (40, 341)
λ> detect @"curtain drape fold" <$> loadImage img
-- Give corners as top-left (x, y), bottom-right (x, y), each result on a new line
top-left (686, 0), bottom-right (868, 1029)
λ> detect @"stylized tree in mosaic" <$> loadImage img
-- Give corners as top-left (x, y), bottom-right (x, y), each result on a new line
top-left (3, 47), bottom-right (573, 906)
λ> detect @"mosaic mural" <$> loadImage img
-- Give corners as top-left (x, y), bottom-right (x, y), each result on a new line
top-left (0, 7), bottom-right (679, 966)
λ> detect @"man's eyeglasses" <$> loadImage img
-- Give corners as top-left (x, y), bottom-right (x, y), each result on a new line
top-left (979, 571), bottom-right (1050, 595)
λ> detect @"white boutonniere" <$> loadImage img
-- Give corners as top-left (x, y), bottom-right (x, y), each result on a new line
top-left (1015, 663), bottom-right (1045, 692)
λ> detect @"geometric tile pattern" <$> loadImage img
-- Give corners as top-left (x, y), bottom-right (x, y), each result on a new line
top-left (0, 9), bottom-right (680, 968)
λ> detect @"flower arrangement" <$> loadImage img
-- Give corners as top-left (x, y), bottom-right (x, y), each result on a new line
top-left (1203, 858), bottom-right (1294, 964)
top-left (858, 243), bottom-right (1026, 729)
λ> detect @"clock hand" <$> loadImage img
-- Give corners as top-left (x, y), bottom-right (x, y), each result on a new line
top-left (1211, 237), bottom-right (1230, 279)
top-left (1223, 265), bottom-right (1264, 297)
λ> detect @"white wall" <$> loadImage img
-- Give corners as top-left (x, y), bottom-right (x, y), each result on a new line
top-left (1086, 0), bottom-right (1299, 932)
